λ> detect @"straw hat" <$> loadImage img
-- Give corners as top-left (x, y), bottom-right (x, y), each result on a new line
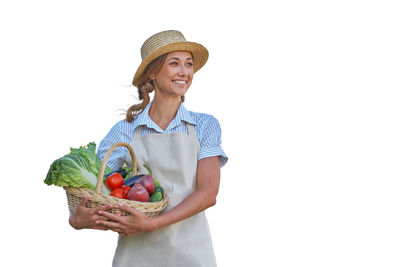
top-left (132, 30), bottom-right (209, 86)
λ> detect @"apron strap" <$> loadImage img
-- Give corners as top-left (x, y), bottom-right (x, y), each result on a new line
top-left (133, 125), bottom-right (143, 138)
top-left (186, 122), bottom-right (197, 137)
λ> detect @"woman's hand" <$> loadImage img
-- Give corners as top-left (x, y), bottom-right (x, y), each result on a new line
top-left (95, 203), bottom-right (153, 237)
top-left (69, 196), bottom-right (114, 230)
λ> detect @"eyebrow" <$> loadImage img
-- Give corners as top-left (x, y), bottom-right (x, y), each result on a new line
top-left (168, 57), bottom-right (193, 61)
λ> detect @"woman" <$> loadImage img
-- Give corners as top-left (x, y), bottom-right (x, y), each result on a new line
top-left (69, 30), bottom-right (228, 267)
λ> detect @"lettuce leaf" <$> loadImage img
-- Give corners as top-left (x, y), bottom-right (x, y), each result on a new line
top-left (44, 142), bottom-right (112, 194)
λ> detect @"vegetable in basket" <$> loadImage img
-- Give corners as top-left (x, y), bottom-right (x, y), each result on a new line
top-left (123, 174), bottom-right (145, 187)
top-left (105, 172), bottom-right (124, 190)
top-left (44, 142), bottom-right (113, 194)
top-left (112, 164), bottom-right (164, 202)
top-left (106, 164), bottom-right (133, 179)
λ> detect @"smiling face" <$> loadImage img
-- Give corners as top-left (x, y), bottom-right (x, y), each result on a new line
top-left (152, 51), bottom-right (194, 99)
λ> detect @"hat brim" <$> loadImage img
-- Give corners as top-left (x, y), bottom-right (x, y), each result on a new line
top-left (132, 41), bottom-right (209, 86)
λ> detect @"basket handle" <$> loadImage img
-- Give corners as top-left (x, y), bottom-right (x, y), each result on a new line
top-left (96, 142), bottom-right (138, 194)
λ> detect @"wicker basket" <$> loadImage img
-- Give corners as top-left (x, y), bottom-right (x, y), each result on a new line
top-left (64, 142), bottom-right (168, 217)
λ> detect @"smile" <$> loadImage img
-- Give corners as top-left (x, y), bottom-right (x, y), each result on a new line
top-left (173, 80), bottom-right (187, 85)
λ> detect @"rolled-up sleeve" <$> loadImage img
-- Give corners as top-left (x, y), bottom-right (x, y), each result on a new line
top-left (97, 120), bottom-right (132, 170)
top-left (198, 115), bottom-right (228, 167)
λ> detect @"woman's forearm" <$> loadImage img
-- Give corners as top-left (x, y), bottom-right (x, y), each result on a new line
top-left (149, 186), bottom-right (217, 231)
top-left (149, 156), bottom-right (220, 232)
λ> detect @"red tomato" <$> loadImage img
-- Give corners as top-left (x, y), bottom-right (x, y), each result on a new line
top-left (105, 173), bottom-right (124, 190)
top-left (122, 185), bottom-right (131, 197)
top-left (110, 188), bottom-right (125, 199)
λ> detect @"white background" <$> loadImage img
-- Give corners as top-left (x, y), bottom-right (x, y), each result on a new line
top-left (1, 0), bottom-right (399, 266)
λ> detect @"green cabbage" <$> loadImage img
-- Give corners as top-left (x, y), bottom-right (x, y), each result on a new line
top-left (44, 142), bottom-right (112, 194)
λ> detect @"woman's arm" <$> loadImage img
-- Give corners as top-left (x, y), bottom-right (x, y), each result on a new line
top-left (151, 156), bottom-right (220, 229)
top-left (95, 156), bottom-right (220, 236)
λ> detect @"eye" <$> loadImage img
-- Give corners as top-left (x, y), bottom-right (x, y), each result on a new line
top-left (186, 62), bottom-right (193, 67)
top-left (169, 62), bottom-right (178, 66)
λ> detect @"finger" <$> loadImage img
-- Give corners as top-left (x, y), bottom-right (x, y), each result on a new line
top-left (97, 204), bottom-right (114, 212)
top-left (95, 219), bottom-right (122, 229)
top-left (79, 195), bottom-right (89, 207)
top-left (116, 202), bottom-right (141, 215)
top-left (94, 214), bottom-right (110, 221)
top-left (98, 210), bottom-right (123, 222)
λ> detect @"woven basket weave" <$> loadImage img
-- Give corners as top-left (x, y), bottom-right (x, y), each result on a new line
top-left (64, 142), bottom-right (168, 217)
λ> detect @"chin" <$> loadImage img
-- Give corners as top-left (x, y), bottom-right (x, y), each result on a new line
top-left (172, 87), bottom-right (189, 96)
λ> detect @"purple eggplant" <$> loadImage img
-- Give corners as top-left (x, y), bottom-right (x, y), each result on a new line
top-left (123, 174), bottom-right (145, 187)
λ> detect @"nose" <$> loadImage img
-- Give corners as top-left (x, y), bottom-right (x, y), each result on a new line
top-left (177, 63), bottom-right (189, 76)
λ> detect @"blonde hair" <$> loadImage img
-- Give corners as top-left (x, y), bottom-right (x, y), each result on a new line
top-left (126, 54), bottom-right (164, 122)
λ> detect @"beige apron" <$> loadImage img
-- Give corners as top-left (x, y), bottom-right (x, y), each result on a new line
top-left (112, 122), bottom-right (217, 267)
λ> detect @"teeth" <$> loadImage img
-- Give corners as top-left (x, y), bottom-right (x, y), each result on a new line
top-left (174, 80), bottom-right (186, 84)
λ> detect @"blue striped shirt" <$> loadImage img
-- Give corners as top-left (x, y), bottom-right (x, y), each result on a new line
top-left (97, 102), bottom-right (228, 170)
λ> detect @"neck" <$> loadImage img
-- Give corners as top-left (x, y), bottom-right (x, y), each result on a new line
top-left (149, 94), bottom-right (182, 130)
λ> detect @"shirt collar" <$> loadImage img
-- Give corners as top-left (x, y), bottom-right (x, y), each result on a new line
top-left (132, 101), bottom-right (196, 133)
